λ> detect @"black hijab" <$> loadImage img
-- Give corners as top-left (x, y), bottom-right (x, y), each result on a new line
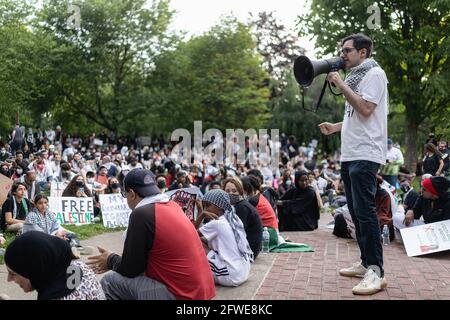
top-left (5, 231), bottom-right (76, 300)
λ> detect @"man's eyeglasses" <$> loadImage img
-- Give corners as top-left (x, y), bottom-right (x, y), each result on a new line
top-left (341, 47), bottom-right (357, 54)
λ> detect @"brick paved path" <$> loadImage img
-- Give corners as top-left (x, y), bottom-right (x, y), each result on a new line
top-left (255, 225), bottom-right (450, 300)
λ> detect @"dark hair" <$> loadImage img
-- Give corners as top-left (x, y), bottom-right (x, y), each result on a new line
top-left (208, 181), bottom-right (222, 189)
top-left (62, 175), bottom-right (92, 197)
top-left (247, 169), bottom-right (263, 185)
top-left (241, 175), bottom-right (261, 195)
top-left (34, 194), bottom-right (48, 204)
top-left (15, 151), bottom-right (23, 156)
top-left (341, 33), bottom-right (373, 58)
top-left (12, 182), bottom-right (27, 195)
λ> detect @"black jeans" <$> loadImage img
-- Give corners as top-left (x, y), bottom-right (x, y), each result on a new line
top-left (341, 160), bottom-right (384, 277)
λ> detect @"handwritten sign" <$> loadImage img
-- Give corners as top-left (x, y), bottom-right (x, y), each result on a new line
top-left (99, 194), bottom-right (131, 228)
top-left (49, 197), bottom-right (94, 225)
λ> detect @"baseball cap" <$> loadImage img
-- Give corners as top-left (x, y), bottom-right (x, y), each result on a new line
top-left (123, 169), bottom-right (160, 197)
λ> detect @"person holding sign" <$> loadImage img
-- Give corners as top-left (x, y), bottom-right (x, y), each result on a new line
top-left (87, 169), bottom-right (215, 300)
top-left (404, 176), bottom-right (450, 226)
top-left (62, 175), bottom-right (92, 198)
top-left (23, 195), bottom-right (93, 255)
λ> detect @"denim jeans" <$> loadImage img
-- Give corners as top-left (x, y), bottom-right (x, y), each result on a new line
top-left (341, 160), bottom-right (384, 277)
top-left (382, 175), bottom-right (398, 188)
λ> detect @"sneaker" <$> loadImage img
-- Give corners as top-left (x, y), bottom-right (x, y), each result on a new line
top-left (339, 261), bottom-right (367, 278)
top-left (352, 269), bottom-right (388, 295)
top-left (0, 248), bottom-right (5, 256)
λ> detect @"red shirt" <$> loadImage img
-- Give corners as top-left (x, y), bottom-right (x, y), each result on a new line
top-left (145, 202), bottom-right (216, 300)
top-left (255, 194), bottom-right (279, 229)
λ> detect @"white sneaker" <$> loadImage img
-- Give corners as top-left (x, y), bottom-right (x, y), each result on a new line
top-left (339, 261), bottom-right (367, 278)
top-left (352, 269), bottom-right (387, 295)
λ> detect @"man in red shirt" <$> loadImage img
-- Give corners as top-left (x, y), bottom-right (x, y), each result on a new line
top-left (88, 169), bottom-right (215, 300)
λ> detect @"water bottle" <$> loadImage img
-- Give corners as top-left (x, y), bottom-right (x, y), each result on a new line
top-left (262, 227), bottom-right (270, 254)
top-left (382, 225), bottom-right (390, 245)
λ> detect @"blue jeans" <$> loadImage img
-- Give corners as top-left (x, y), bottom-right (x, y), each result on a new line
top-left (341, 160), bottom-right (384, 277)
top-left (382, 175), bottom-right (397, 188)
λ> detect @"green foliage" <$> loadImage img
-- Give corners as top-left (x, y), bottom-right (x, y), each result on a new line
top-left (298, 0), bottom-right (449, 166)
top-left (268, 72), bottom-right (343, 153)
top-left (148, 17), bottom-right (270, 132)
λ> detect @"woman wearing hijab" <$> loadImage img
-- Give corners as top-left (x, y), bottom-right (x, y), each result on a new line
top-left (277, 171), bottom-right (320, 231)
top-left (222, 177), bottom-right (263, 259)
top-left (5, 231), bottom-right (105, 300)
top-left (194, 189), bottom-right (253, 287)
top-left (404, 176), bottom-right (450, 226)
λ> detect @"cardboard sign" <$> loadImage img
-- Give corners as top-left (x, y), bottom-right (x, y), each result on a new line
top-left (165, 187), bottom-right (203, 222)
top-left (0, 174), bottom-right (13, 207)
top-left (400, 220), bottom-right (450, 257)
top-left (50, 181), bottom-right (68, 197)
top-left (49, 197), bottom-right (94, 225)
top-left (99, 194), bottom-right (131, 228)
top-left (93, 138), bottom-right (103, 146)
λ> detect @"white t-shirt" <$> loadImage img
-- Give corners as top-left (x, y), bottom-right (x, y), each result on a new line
top-left (386, 146), bottom-right (404, 163)
top-left (341, 66), bottom-right (388, 165)
top-left (200, 216), bottom-right (250, 287)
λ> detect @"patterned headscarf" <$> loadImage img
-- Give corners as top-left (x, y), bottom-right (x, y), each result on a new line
top-left (203, 189), bottom-right (254, 262)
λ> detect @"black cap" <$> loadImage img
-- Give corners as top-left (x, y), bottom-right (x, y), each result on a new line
top-left (124, 169), bottom-right (161, 197)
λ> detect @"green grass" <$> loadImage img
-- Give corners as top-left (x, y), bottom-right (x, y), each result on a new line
top-left (0, 224), bottom-right (125, 265)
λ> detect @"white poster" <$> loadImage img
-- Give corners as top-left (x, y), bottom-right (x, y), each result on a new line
top-left (49, 197), bottom-right (94, 225)
top-left (93, 138), bottom-right (103, 146)
top-left (50, 181), bottom-right (68, 197)
top-left (99, 194), bottom-right (131, 228)
top-left (400, 220), bottom-right (450, 257)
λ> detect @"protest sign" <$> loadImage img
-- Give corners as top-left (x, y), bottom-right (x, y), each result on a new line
top-left (165, 187), bottom-right (203, 222)
top-left (50, 181), bottom-right (68, 197)
top-left (400, 220), bottom-right (450, 257)
top-left (99, 194), bottom-right (131, 228)
top-left (49, 197), bottom-right (94, 225)
top-left (0, 174), bottom-right (13, 207)
top-left (93, 138), bottom-right (103, 146)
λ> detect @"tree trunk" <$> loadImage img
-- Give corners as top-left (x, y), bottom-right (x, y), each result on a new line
top-left (404, 111), bottom-right (419, 172)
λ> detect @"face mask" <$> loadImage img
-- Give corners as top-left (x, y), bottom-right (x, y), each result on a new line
top-left (87, 178), bottom-right (95, 184)
top-left (154, 161), bottom-right (161, 166)
top-left (285, 179), bottom-right (292, 186)
top-left (111, 183), bottom-right (120, 189)
top-left (1, 169), bottom-right (8, 175)
top-left (157, 180), bottom-right (166, 189)
top-left (16, 169), bottom-right (23, 175)
top-left (229, 194), bottom-right (241, 205)
top-left (76, 181), bottom-right (84, 188)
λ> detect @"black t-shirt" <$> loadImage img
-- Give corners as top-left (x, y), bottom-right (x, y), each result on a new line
top-left (234, 200), bottom-right (263, 258)
top-left (423, 154), bottom-right (441, 175)
top-left (1, 197), bottom-right (31, 223)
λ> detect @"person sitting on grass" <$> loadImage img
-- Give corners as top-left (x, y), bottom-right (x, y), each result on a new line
top-left (62, 174), bottom-right (92, 198)
top-left (194, 189), bottom-right (253, 287)
top-left (0, 182), bottom-right (31, 235)
top-left (22, 194), bottom-right (92, 255)
top-left (5, 231), bottom-right (105, 300)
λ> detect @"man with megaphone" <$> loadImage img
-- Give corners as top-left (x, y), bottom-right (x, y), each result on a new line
top-left (318, 33), bottom-right (389, 295)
